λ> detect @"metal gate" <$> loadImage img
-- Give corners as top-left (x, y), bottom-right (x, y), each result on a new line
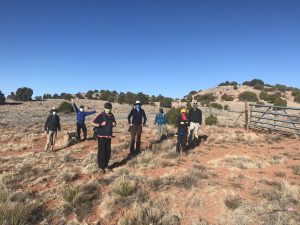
top-left (249, 104), bottom-right (300, 135)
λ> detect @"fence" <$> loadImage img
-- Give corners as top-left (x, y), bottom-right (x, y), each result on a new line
top-left (249, 104), bottom-right (300, 136)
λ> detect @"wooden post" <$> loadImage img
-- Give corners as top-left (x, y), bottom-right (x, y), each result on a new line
top-left (245, 101), bottom-right (249, 130)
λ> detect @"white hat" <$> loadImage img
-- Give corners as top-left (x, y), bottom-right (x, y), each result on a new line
top-left (134, 100), bottom-right (142, 105)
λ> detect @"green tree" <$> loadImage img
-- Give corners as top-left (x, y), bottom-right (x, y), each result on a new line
top-left (117, 92), bottom-right (126, 104)
top-left (160, 97), bottom-right (173, 108)
top-left (166, 107), bottom-right (181, 127)
top-left (0, 90), bottom-right (5, 104)
top-left (58, 102), bottom-right (74, 114)
top-left (238, 91), bottom-right (258, 102)
top-left (35, 96), bottom-right (42, 101)
top-left (43, 93), bottom-right (52, 99)
top-left (15, 87), bottom-right (33, 101)
top-left (221, 93), bottom-right (234, 101)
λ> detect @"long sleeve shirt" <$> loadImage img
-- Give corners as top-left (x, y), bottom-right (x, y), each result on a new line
top-left (73, 103), bottom-right (96, 124)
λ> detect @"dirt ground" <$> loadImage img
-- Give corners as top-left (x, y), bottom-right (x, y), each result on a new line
top-left (0, 99), bottom-right (299, 225)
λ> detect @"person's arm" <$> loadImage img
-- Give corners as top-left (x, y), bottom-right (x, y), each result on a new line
top-left (142, 110), bottom-right (147, 125)
top-left (164, 114), bottom-right (167, 125)
top-left (44, 115), bottom-right (50, 131)
top-left (199, 110), bottom-right (202, 125)
top-left (57, 116), bottom-right (61, 131)
top-left (85, 111), bottom-right (96, 116)
top-left (92, 114), bottom-right (102, 127)
top-left (128, 109), bottom-right (133, 125)
top-left (154, 114), bottom-right (158, 125)
top-left (72, 103), bottom-right (79, 113)
top-left (112, 115), bottom-right (117, 127)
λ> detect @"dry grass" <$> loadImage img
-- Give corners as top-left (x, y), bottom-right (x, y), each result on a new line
top-left (210, 155), bottom-right (269, 170)
top-left (118, 202), bottom-right (180, 225)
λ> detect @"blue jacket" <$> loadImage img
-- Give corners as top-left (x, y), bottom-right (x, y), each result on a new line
top-left (73, 103), bottom-right (96, 124)
top-left (93, 112), bottom-right (116, 138)
top-left (154, 113), bottom-right (167, 125)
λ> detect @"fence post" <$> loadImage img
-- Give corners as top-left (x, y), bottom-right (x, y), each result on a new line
top-left (245, 101), bottom-right (249, 130)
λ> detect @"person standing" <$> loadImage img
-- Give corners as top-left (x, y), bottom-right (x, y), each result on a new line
top-left (92, 102), bottom-right (117, 174)
top-left (72, 99), bottom-right (96, 141)
top-left (176, 108), bottom-right (190, 153)
top-left (154, 108), bottom-right (167, 141)
top-left (188, 102), bottom-right (202, 145)
top-left (44, 107), bottom-right (61, 151)
top-left (128, 100), bottom-right (147, 154)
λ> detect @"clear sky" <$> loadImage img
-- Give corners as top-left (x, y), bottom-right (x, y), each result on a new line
top-left (0, 0), bottom-right (300, 98)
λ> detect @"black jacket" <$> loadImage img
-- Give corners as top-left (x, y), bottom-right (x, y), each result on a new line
top-left (92, 113), bottom-right (116, 138)
top-left (188, 108), bottom-right (202, 124)
top-left (128, 108), bottom-right (147, 126)
top-left (44, 114), bottom-right (61, 131)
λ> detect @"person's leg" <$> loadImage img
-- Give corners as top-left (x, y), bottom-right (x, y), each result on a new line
top-left (176, 135), bottom-right (182, 153)
top-left (49, 131), bottom-right (57, 151)
top-left (82, 123), bottom-right (87, 140)
top-left (44, 132), bottom-right (51, 151)
top-left (156, 125), bottom-right (161, 141)
top-left (106, 138), bottom-right (112, 169)
top-left (76, 123), bottom-right (81, 140)
top-left (130, 125), bottom-right (137, 153)
top-left (194, 123), bottom-right (200, 139)
top-left (97, 138), bottom-right (106, 171)
top-left (182, 131), bottom-right (188, 152)
top-left (136, 125), bottom-right (142, 152)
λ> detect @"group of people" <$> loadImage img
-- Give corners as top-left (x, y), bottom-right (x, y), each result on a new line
top-left (44, 100), bottom-right (202, 174)
top-left (176, 102), bottom-right (203, 153)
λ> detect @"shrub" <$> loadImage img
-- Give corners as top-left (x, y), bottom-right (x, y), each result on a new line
top-left (218, 81), bottom-right (238, 86)
top-left (205, 115), bottom-right (218, 125)
top-left (242, 79), bottom-right (264, 87)
top-left (58, 101), bottom-right (74, 114)
top-left (224, 105), bottom-right (229, 110)
top-left (294, 95), bottom-right (300, 103)
top-left (166, 107), bottom-right (181, 127)
top-left (233, 85), bottom-right (238, 90)
top-left (210, 103), bottom-right (223, 110)
top-left (75, 93), bottom-right (84, 99)
top-left (34, 96), bottom-right (42, 101)
top-left (221, 94), bottom-right (234, 101)
top-left (43, 93), bottom-right (52, 99)
top-left (112, 178), bottom-right (135, 197)
top-left (273, 97), bottom-right (287, 107)
top-left (60, 93), bottom-right (73, 101)
top-left (14, 87), bottom-right (33, 101)
top-left (0, 90), bottom-right (5, 104)
top-left (224, 195), bottom-right (242, 210)
top-left (194, 94), bottom-right (216, 105)
top-left (254, 83), bottom-right (264, 90)
top-left (160, 97), bottom-right (173, 108)
top-left (238, 91), bottom-right (258, 102)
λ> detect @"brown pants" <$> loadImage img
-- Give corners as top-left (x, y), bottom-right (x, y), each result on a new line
top-left (44, 131), bottom-right (57, 151)
top-left (130, 125), bottom-right (142, 153)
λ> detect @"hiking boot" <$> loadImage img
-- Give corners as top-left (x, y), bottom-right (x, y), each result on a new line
top-left (99, 169), bottom-right (106, 174)
top-left (105, 166), bottom-right (112, 172)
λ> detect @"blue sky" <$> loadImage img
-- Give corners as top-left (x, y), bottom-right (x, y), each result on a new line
top-left (0, 0), bottom-right (300, 98)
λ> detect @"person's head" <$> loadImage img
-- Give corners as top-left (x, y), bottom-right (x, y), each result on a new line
top-left (181, 108), bottom-right (187, 114)
top-left (104, 102), bottom-right (112, 114)
top-left (134, 100), bottom-right (142, 110)
top-left (79, 105), bottom-right (84, 112)
top-left (50, 107), bottom-right (58, 115)
top-left (193, 102), bottom-right (198, 109)
top-left (159, 108), bottom-right (164, 114)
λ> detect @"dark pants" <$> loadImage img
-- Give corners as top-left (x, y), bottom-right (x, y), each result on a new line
top-left (176, 129), bottom-right (188, 153)
top-left (97, 138), bottom-right (111, 170)
top-left (76, 122), bottom-right (87, 140)
top-left (130, 125), bottom-right (142, 153)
